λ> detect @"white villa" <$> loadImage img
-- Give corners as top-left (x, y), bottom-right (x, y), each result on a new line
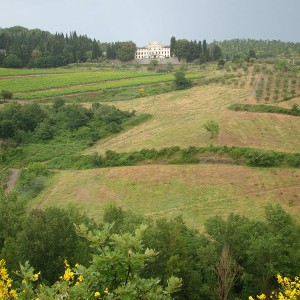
top-left (135, 41), bottom-right (170, 60)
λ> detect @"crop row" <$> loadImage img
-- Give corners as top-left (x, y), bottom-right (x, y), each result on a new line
top-left (0, 70), bottom-right (158, 93)
top-left (0, 67), bottom-right (75, 76)
top-left (15, 74), bottom-right (204, 99)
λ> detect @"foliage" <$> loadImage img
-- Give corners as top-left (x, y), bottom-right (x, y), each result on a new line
top-left (0, 191), bottom-right (26, 249)
top-left (43, 145), bottom-right (300, 170)
top-left (0, 102), bottom-right (140, 166)
top-left (203, 120), bottom-right (220, 139)
top-left (0, 26), bottom-right (103, 68)
top-left (174, 71), bottom-right (192, 90)
top-left (249, 274), bottom-right (300, 300)
top-left (0, 259), bottom-right (18, 299)
top-left (228, 103), bottom-right (300, 117)
top-left (0, 224), bottom-right (182, 299)
top-left (1, 200), bottom-right (300, 299)
top-left (0, 90), bottom-right (13, 103)
top-left (0, 168), bottom-right (10, 190)
top-left (16, 163), bottom-right (50, 198)
top-left (116, 41), bottom-right (136, 61)
top-left (219, 39), bottom-right (300, 60)
top-left (216, 245), bottom-right (243, 300)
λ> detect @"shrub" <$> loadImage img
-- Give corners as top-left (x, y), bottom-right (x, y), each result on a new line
top-left (246, 151), bottom-right (282, 167)
top-left (174, 71), bottom-right (193, 90)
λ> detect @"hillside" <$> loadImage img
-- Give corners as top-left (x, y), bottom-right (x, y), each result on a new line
top-left (35, 164), bottom-right (300, 231)
top-left (1, 61), bottom-right (300, 229)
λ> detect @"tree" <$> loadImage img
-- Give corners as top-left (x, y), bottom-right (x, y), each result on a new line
top-left (174, 39), bottom-right (190, 62)
top-left (16, 207), bottom-right (92, 284)
top-left (116, 41), bottom-right (136, 61)
top-left (170, 36), bottom-right (177, 57)
top-left (204, 120), bottom-right (220, 138)
top-left (174, 71), bottom-right (192, 90)
top-left (216, 245), bottom-right (243, 300)
top-left (0, 224), bottom-right (182, 299)
top-left (0, 191), bottom-right (26, 249)
top-left (3, 54), bottom-right (22, 68)
top-left (202, 39), bottom-right (210, 62)
top-left (0, 90), bottom-right (13, 103)
top-left (211, 44), bottom-right (222, 61)
top-left (92, 39), bottom-right (102, 60)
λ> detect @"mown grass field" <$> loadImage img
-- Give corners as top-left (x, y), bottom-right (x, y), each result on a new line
top-left (86, 84), bottom-right (300, 154)
top-left (34, 164), bottom-right (300, 231)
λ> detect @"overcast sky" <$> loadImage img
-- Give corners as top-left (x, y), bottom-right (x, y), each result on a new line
top-left (1, 0), bottom-right (300, 46)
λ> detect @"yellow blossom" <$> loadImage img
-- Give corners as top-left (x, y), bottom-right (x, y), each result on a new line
top-left (64, 260), bottom-right (70, 268)
top-left (78, 275), bottom-right (84, 282)
top-left (104, 287), bottom-right (109, 295)
top-left (22, 279), bottom-right (26, 284)
top-left (257, 294), bottom-right (266, 300)
top-left (62, 268), bottom-right (74, 281)
top-left (9, 289), bottom-right (18, 299)
top-left (33, 271), bottom-right (41, 281)
top-left (94, 291), bottom-right (101, 297)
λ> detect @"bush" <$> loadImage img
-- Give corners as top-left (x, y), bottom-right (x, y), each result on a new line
top-left (174, 71), bottom-right (193, 90)
top-left (246, 151), bottom-right (282, 167)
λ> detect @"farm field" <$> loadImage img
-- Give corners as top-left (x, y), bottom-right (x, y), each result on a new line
top-left (34, 164), bottom-right (300, 231)
top-left (0, 67), bottom-right (206, 99)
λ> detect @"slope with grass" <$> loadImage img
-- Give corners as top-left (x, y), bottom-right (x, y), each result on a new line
top-left (34, 164), bottom-right (300, 231)
top-left (86, 84), bottom-right (300, 154)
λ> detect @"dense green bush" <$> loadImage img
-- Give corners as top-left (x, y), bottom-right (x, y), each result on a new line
top-left (228, 103), bottom-right (300, 116)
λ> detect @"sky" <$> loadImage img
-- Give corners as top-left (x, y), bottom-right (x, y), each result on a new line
top-left (1, 0), bottom-right (300, 46)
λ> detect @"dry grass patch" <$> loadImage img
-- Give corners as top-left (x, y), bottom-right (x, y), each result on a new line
top-left (34, 164), bottom-right (300, 231)
top-left (85, 84), bottom-right (300, 154)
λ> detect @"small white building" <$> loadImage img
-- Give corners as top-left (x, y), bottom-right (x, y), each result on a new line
top-left (135, 41), bottom-right (170, 60)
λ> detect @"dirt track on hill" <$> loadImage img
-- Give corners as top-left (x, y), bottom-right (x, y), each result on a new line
top-left (5, 168), bottom-right (20, 192)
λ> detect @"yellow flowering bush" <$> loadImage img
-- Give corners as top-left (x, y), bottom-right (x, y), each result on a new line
top-left (0, 259), bottom-right (18, 299)
top-left (249, 274), bottom-right (300, 300)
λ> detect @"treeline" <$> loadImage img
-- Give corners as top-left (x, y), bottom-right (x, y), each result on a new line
top-left (219, 38), bottom-right (300, 61)
top-left (0, 26), bottom-right (103, 68)
top-left (170, 36), bottom-right (222, 63)
top-left (0, 26), bottom-right (137, 68)
top-left (0, 189), bottom-right (299, 299)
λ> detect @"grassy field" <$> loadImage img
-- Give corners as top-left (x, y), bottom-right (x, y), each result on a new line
top-left (34, 164), bottom-right (300, 231)
top-left (86, 84), bottom-right (300, 154)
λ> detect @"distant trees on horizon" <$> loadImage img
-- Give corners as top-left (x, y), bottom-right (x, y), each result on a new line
top-left (0, 26), bottom-right (300, 68)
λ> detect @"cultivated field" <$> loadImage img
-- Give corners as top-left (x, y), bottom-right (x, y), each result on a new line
top-left (0, 67), bottom-right (205, 99)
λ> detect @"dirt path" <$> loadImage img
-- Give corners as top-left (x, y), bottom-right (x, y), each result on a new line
top-left (5, 168), bottom-right (20, 192)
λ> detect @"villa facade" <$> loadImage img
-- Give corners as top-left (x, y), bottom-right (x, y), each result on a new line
top-left (135, 41), bottom-right (170, 60)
